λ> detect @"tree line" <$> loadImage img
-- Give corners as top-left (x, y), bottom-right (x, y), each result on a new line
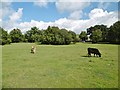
top-left (0, 26), bottom-right (79, 45)
top-left (80, 21), bottom-right (120, 44)
top-left (0, 21), bottom-right (120, 45)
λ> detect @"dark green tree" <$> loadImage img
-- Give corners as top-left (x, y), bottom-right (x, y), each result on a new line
top-left (22, 34), bottom-right (28, 42)
top-left (68, 31), bottom-right (77, 43)
top-left (40, 26), bottom-right (73, 45)
top-left (9, 28), bottom-right (23, 43)
top-left (107, 21), bottom-right (120, 43)
top-left (25, 27), bottom-right (42, 42)
top-left (90, 29), bottom-right (102, 43)
top-left (79, 31), bottom-right (88, 42)
top-left (87, 25), bottom-right (108, 42)
top-left (60, 29), bottom-right (72, 45)
top-left (0, 27), bottom-right (11, 45)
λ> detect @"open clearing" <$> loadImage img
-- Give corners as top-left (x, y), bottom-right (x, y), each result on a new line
top-left (2, 43), bottom-right (118, 88)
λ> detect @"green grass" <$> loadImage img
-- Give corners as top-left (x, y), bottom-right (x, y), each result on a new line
top-left (0, 45), bottom-right (2, 89)
top-left (2, 43), bottom-right (118, 88)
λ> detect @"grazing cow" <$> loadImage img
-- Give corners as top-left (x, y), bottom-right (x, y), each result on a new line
top-left (31, 46), bottom-right (36, 54)
top-left (88, 48), bottom-right (101, 57)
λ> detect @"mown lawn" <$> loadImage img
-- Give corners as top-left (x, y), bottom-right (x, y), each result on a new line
top-left (0, 45), bottom-right (2, 89)
top-left (2, 43), bottom-right (118, 88)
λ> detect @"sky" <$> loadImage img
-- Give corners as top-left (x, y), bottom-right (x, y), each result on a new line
top-left (0, 0), bottom-right (119, 34)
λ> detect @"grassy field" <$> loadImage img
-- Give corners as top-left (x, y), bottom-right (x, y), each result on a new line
top-left (0, 45), bottom-right (2, 89)
top-left (2, 43), bottom-right (118, 88)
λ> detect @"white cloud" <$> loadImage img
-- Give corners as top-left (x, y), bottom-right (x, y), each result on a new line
top-left (0, 18), bottom-right (2, 26)
top-left (2, 8), bottom-right (23, 32)
top-left (55, 1), bottom-right (90, 19)
top-left (17, 8), bottom-right (117, 34)
top-left (89, 8), bottom-right (109, 18)
top-left (33, 0), bottom-right (90, 19)
top-left (0, 2), bottom-right (14, 20)
top-left (0, 2), bottom-right (12, 9)
top-left (56, 0), bottom-right (90, 12)
top-left (4, 9), bottom-right (116, 34)
top-left (1, 0), bottom-right (13, 2)
top-left (68, 10), bottom-right (83, 20)
top-left (1, 0), bottom-right (119, 2)
top-left (18, 20), bottom-right (53, 33)
top-left (88, 8), bottom-right (118, 27)
top-left (0, 3), bottom-right (1, 18)
top-left (33, 0), bottom-right (49, 7)
top-left (9, 8), bottom-right (23, 22)
top-left (0, 2), bottom-right (15, 28)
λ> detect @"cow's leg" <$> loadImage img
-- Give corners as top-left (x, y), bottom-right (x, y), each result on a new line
top-left (88, 53), bottom-right (91, 57)
top-left (89, 53), bottom-right (91, 57)
top-left (96, 54), bottom-right (98, 57)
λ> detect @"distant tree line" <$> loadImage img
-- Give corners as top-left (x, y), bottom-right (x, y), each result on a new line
top-left (80, 21), bottom-right (120, 44)
top-left (0, 21), bottom-right (120, 45)
top-left (0, 26), bottom-right (79, 45)
top-left (25, 26), bottom-right (79, 45)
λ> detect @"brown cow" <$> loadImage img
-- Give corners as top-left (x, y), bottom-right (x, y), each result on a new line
top-left (31, 46), bottom-right (36, 54)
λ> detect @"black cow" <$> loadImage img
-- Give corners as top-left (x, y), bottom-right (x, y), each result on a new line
top-left (88, 48), bottom-right (101, 57)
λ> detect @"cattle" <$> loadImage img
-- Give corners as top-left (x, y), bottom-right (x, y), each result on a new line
top-left (31, 46), bottom-right (36, 54)
top-left (87, 48), bottom-right (101, 57)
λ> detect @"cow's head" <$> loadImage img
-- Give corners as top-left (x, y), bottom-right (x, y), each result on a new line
top-left (99, 53), bottom-right (101, 57)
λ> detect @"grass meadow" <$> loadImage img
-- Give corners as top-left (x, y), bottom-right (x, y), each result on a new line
top-left (2, 43), bottom-right (118, 88)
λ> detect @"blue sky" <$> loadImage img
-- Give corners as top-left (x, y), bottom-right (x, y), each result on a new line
top-left (1, 1), bottom-right (119, 33)
top-left (11, 2), bottom-right (118, 22)
top-left (11, 2), bottom-right (69, 22)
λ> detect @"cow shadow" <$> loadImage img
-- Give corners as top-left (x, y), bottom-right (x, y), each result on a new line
top-left (81, 55), bottom-right (100, 58)
top-left (82, 55), bottom-right (88, 57)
